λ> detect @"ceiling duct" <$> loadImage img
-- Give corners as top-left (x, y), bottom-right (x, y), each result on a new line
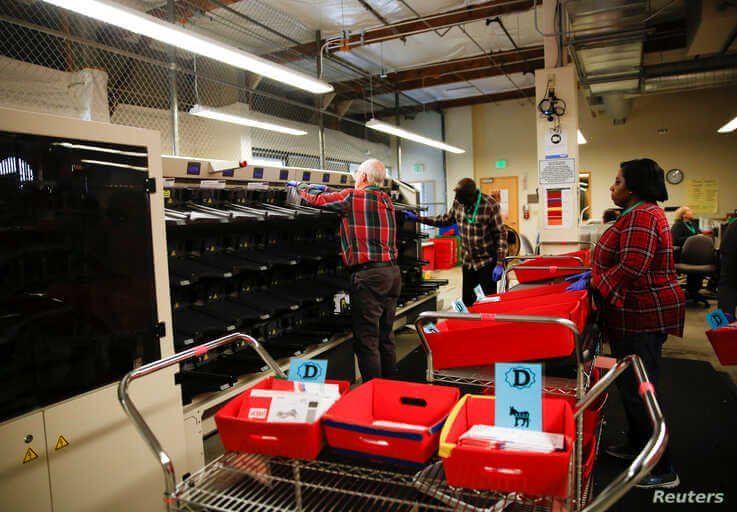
top-left (686, 0), bottom-right (737, 56)
top-left (601, 93), bottom-right (632, 124)
top-left (643, 68), bottom-right (737, 93)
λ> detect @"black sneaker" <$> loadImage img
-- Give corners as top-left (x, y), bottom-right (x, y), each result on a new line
top-left (605, 442), bottom-right (639, 460)
top-left (635, 471), bottom-right (680, 489)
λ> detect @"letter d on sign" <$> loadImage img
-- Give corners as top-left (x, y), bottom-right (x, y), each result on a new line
top-left (288, 358), bottom-right (327, 383)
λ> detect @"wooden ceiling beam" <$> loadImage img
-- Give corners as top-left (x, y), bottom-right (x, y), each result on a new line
top-left (368, 87), bottom-right (536, 118)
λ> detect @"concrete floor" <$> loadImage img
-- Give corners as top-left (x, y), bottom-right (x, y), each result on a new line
top-left (396, 267), bottom-right (737, 386)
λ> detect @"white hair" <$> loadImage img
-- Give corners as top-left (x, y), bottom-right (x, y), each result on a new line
top-left (356, 158), bottom-right (386, 186)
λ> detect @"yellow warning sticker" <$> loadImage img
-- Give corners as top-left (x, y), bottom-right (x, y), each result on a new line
top-left (55, 435), bottom-right (69, 451)
top-left (22, 447), bottom-right (38, 464)
top-left (163, 190), bottom-right (171, 199)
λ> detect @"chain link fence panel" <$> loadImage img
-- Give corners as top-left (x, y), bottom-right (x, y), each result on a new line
top-left (0, 0), bottom-right (396, 170)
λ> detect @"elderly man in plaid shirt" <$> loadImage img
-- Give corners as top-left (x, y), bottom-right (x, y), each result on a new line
top-left (407, 178), bottom-right (507, 307)
top-left (294, 159), bottom-right (400, 382)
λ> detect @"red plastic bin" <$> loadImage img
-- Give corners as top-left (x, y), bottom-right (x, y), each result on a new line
top-left (323, 379), bottom-right (460, 464)
top-left (433, 238), bottom-right (457, 269)
top-left (513, 250), bottom-right (590, 284)
top-left (426, 291), bottom-right (589, 369)
top-left (215, 376), bottom-right (350, 459)
top-left (471, 281), bottom-right (572, 306)
top-left (706, 326), bottom-right (737, 365)
top-left (422, 242), bottom-right (435, 271)
top-left (439, 394), bottom-right (574, 497)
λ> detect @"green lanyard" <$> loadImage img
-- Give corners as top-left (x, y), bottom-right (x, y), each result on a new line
top-left (465, 192), bottom-right (482, 224)
top-left (365, 185), bottom-right (381, 191)
top-left (620, 200), bottom-right (644, 217)
top-left (728, 217), bottom-right (737, 225)
top-left (685, 221), bottom-right (697, 235)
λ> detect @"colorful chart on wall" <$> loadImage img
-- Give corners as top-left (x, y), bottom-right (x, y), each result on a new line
top-left (543, 186), bottom-right (573, 229)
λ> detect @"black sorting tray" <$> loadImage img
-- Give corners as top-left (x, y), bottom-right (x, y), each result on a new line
top-left (195, 300), bottom-right (271, 327)
top-left (200, 253), bottom-right (269, 274)
top-left (235, 291), bottom-right (300, 315)
top-left (169, 257), bottom-right (234, 281)
top-left (172, 308), bottom-right (233, 349)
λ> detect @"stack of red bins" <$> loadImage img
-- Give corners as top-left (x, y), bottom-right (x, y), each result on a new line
top-left (433, 238), bottom-right (457, 269)
top-left (322, 379), bottom-right (460, 464)
top-left (513, 249), bottom-right (591, 284)
top-left (422, 242), bottom-right (435, 271)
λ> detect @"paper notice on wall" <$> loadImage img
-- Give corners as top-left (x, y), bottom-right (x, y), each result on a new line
top-left (500, 188), bottom-right (510, 217)
top-left (544, 128), bottom-right (568, 159)
top-left (539, 158), bottom-right (576, 185)
top-left (687, 179), bottom-right (718, 214)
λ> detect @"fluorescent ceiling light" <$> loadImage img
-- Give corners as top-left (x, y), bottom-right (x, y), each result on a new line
top-left (80, 159), bottom-right (148, 171)
top-left (577, 129), bottom-right (587, 144)
top-left (42, 0), bottom-right (333, 95)
top-left (190, 105), bottom-right (307, 136)
top-left (53, 142), bottom-right (147, 157)
top-left (366, 119), bottom-right (465, 154)
top-left (717, 115), bottom-right (737, 133)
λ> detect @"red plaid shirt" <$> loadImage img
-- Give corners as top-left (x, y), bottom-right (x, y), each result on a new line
top-left (591, 202), bottom-right (685, 337)
top-left (300, 187), bottom-right (398, 268)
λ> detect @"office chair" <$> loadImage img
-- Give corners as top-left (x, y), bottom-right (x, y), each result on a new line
top-left (675, 234), bottom-right (717, 307)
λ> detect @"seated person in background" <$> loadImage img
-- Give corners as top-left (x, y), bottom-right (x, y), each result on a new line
top-left (590, 208), bottom-right (621, 245)
top-left (718, 218), bottom-right (737, 319)
top-left (671, 206), bottom-right (699, 259)
top-left (603, 208), bottom-right (621, 224)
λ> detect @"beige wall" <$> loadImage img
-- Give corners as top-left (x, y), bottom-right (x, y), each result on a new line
top-left (445, 106), bottom-right (475, 203)
top-left (579, 86), bottom-right (737, 221)
top-left (459, 85), bottom-right (737, 243)
top-left (470, 97), bottom-right (541, 242)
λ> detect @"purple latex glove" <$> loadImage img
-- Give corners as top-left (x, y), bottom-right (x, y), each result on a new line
top-left (286, 180), bottom-right (300, 188)
top-left (309, 184), bottom-right (328, 192)
top-left (564, 270), bottom-right (592, 282)
top-left (491, 263), bottom-right (504, 282)
top-left (403, 210), bottom-right (419, 222)
top-left (565, 270), bottom-right (591, 292)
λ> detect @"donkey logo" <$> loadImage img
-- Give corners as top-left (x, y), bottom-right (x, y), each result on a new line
top-left (509, 406), bottom-right (530, 428)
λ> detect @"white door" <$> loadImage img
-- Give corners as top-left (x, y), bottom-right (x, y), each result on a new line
top-left (0, 411), bottom-right (53, 512)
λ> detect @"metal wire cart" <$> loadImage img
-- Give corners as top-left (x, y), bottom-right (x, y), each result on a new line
top-left (120, 315), bottom-right (668, 512)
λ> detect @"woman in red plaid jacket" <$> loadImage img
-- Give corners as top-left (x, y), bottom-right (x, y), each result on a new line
top-left (591, 159), bottom-right (685, 489)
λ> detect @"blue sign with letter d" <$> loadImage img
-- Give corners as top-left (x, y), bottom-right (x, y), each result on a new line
top-left (288, 358), bottom-right (327, 383)
top-left (494, 362), bottom-right (542, 431)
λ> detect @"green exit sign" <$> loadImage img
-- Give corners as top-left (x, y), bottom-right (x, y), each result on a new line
top-left (495, 159), bottom-right (507, 169)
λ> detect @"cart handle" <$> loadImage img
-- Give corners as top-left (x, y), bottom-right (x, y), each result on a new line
top-left (503, 265), bottom-right (591, 292)
top-left (503, 254), bottom-right (585, 267)
top-left (414, 311), bottom-right (585, 377)
top-left (117, 332), bottom-right (286, 509)
top-left (577, 354), bottom-right (668, 512)
top-left (536, 240), bottom-right (595, 252)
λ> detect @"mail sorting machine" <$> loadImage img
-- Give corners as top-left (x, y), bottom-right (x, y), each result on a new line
top-left (159, 157), bottom-right (447, 405)
top-left (120, 330), bottom-right (668, 512)
top-left (0, 107), bottom-right (189, 512)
